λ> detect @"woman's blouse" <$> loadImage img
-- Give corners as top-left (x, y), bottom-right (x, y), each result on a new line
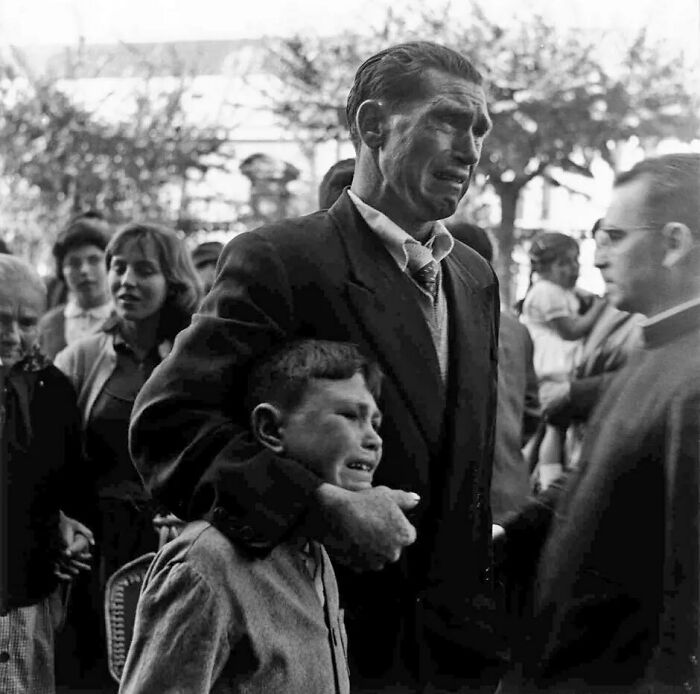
top-left (84, 320), bottom-right (161, 500)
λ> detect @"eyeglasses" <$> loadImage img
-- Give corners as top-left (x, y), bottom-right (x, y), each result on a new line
top-left (594, 225), bottom-right (658, 246)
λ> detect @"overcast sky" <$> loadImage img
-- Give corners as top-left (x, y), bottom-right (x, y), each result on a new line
top-left (1, 0), bottom-right (698, 60)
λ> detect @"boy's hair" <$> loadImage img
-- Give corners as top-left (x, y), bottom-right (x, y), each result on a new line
top-left (52, 212), bottom-right (112, 281)
top-left (246, 340), bottom-right (383, 414)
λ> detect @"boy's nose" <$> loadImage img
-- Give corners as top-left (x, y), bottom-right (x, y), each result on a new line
top-left (363, 425), bottom-right (382, 452)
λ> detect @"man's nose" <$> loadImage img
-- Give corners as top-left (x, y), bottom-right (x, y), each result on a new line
top-left (594, 248), bottom-right (609, 269)
top-left (453, 131), bottom-right (479, 165)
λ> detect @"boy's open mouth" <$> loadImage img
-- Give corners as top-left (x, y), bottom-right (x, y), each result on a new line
top-left (346, 461), bottom-right (375, 472)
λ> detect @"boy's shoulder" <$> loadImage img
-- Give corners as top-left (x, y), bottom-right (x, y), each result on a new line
top-left (157, 520), bottom-right (231, 566)
top-left (149, 521), bottom-right (311, 600)
top-left (150, 521), bottom-right (257, 592)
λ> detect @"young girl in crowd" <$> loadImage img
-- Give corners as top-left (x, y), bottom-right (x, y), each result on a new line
top-left (520, 232), bottom-right (606, 489)
top-left (55, 222), bottom-right (201, 684)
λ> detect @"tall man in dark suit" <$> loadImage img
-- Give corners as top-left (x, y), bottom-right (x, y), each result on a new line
top-left (500, 153), bottom-right (700, 693)
top-left (130, 41), bottom-right (500, 692)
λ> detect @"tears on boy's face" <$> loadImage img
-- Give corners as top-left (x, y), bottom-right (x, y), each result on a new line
top-left (280, 372), bottom-right (383, 492)
top-left (0, 284), bottom-right (45, 367)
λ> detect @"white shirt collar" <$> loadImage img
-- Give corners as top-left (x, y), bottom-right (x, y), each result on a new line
top-left (640, 295), bottom-right (700, 328)
top-left (347, 190), bottom-right (454, 271)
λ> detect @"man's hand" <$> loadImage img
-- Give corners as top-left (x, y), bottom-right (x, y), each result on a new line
top-left (56, 511), bottom-right (94, 580)
top-left (309, 484), bottom-right (419, 571)
top-left (532, 462), bottom-right (564, 493)
top-left (540, 380), bottom-right (571, 419)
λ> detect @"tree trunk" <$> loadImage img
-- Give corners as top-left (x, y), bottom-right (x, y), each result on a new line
top-left (493, 183), bottom-right (520, 308)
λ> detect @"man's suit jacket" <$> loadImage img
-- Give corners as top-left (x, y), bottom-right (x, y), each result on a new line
top-left (491, 312), bottom-right (539, 524)
top-left (130, 192), bottom-right (502, 687)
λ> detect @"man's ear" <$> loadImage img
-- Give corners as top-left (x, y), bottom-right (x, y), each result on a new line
top-left (250, 403), bottom-right (285, 454)
top-left (356, 100), bottom-right (386, 150)
top-left (661, 222), bottom-right (696, 268)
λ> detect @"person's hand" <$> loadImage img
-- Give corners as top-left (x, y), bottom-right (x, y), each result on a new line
top-left (311, 484), bottom-right (419, 571)
top-left (532, 462), bottom-right (564, 493)
top-left (590, 295), bottom-right (608, 314)
top-left (56, 511), bottom-right (94, 581)
top-left (153, 513), bottom-right (185, 547)
top-left (492, 524), bottom-right (505, 541)
top-left (540, 381), bottom-right (571, 418)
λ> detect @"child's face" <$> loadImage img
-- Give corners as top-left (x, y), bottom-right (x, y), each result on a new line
top-left (542, 247), bottom-right (580, 289)
top-left (62, 243), bottom-right (109, 309)
top-left (280, 373), bottom-right (383, 492)
top-left (0, 284), bottom-right (44, 367)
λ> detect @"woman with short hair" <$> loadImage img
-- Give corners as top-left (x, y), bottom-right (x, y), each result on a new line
top-left (55, 222), bottom-right (201, 683)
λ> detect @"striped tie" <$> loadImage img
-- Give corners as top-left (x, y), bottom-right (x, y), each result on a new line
top-left (406, 243), bottom-right (439, 297)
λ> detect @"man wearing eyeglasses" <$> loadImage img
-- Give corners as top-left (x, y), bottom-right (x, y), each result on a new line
top-left (500, 153), bottom-right (700, 693)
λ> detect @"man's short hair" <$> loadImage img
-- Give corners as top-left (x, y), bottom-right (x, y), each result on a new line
top-left (346, 41), bottom-right (484, 148)
top-left (52, 212), bottom-right (112, 281)
top-left (246, 340), bottom-right (383, 414)
top-left (318, 159), bottom-right (355, 209)
top-left (615, 153), bottom-right (700, 237)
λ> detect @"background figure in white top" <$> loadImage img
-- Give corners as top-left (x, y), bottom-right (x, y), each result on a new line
top-left (520, 232), bottom-right (606, 488)
top-left (37, 212), bottom-right (113, 360)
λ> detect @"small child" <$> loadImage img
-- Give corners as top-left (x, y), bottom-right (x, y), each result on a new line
top-left (0, 256), bottom-right (93, 694)
top-left (119, 339), bottom-right (383, 694)
top-left (520, 233), bottom-right (606, 488)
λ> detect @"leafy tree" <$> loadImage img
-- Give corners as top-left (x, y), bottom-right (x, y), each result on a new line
top-left (0, 47), bottom-right (234, 262)
top-left (263, 4), bottom-right (700, 301)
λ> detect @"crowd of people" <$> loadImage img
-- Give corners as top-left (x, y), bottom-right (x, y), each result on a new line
top-left (1, 39), bottom-right (699, 694)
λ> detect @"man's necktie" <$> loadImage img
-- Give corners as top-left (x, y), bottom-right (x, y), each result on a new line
top-left (406, 243), bottom-right (439, 297)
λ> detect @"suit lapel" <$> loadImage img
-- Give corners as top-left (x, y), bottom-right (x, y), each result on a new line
top-left (442, 248), bottom-right (497, 451)
top-left (329, 193), bottom-right (445, 450)
top-left (444, 252), bottom-right (476, 402)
